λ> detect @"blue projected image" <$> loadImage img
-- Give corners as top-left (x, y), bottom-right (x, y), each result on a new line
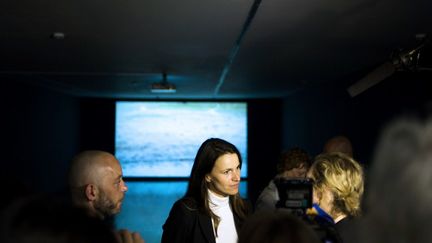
top-left (115, 101), bottom-right (248, 177)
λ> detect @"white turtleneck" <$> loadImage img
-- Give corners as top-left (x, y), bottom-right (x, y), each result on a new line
top-left (208, 189), bottom-right (238, 243)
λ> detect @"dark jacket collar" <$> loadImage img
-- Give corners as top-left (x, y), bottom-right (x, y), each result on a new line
top-left (198, 212), bottom-right (216, 243)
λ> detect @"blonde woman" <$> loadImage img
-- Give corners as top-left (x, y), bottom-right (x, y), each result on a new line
top-left (307, 152), bottom-right (364, 242)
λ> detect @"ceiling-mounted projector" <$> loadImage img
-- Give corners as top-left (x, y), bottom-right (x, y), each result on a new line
top-left (151, 82), bottom-right (176, 93)
top-left (151, 72), bottom-right (176, 93)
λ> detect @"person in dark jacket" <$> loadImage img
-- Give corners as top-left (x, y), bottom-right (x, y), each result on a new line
top-left (307, 152), bottom-right (364, 243)
top-left (162, 138), bottom-right (251, 243)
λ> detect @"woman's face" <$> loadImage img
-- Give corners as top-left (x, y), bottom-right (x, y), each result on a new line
top-left (206, 153), bottom-right (241, 197)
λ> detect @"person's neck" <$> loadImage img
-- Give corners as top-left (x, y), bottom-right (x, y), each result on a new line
top-left (208, 189), bottom-right (229, 199)
top-left (86, 203), bottom-right (105, 220)
top-left (333, 214), bottom-right (347, 223)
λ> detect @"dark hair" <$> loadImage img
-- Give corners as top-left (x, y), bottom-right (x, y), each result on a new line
top-left (184, 138), bottom-right (249, 232)
top-left (276, 147), bottom-right (311, 174)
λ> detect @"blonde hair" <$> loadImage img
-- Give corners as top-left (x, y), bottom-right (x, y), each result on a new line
top-left (309, 152), bottom-right (364, 217)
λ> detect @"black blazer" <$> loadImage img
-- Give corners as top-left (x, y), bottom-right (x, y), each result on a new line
top-left (161, 198), bottom-right (248, 243)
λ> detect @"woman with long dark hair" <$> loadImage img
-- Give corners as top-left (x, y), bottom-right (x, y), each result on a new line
top-left (162, 138), bottom-right (251, 243)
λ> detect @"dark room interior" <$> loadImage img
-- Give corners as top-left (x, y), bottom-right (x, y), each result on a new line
top-left (2, 0), bottom-right (432, 242)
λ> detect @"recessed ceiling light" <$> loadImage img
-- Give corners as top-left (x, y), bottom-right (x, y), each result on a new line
top-left (51, 32), bottom-right (65, 40)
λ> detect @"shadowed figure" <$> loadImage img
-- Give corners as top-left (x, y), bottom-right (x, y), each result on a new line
top-left (0, 194), bottom-right (118, 243)
top-left (238, 211), bottom-right (321, 243)
top-left (323, 136), bottom-right (353, 157)
top-left (360, 118), bottom-right (432, 243)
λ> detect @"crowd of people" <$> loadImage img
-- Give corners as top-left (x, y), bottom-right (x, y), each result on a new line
top-left (1, 117), bottom-right (432, 243)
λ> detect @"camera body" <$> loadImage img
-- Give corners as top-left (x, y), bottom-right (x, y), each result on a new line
top-left (274, 178), bottom-right (342, 243)
top-left (275, 178), bottom-right (313, 215)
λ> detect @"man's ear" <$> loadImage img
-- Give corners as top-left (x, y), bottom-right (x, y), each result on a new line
top-left (84, 184), bottom-right (97, 201)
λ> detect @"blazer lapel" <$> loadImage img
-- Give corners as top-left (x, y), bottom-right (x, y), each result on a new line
top-left (198, 213), bottom-right (216, 243)
top-left (233, 213), bottom-right (242, 234)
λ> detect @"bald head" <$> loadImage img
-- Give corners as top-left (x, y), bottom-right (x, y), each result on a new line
top-left (323, 136), bottom-right (353, 157)
top-left (68, 150), bottom-right (127, 219)
top-left (68, 150), bottom-right (120, 188)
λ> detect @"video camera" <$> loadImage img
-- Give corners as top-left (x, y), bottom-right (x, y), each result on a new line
top-left (274, 178), bottom-right (342, 243)
top-left (274, 178), bottom-right (313, 215)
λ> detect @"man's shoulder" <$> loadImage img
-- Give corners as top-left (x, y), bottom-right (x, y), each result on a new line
top-left (259, 179), bottom-right (279, 196)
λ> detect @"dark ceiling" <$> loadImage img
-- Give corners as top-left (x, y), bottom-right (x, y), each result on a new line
top-left (1, 0), bottom-right (432, 99)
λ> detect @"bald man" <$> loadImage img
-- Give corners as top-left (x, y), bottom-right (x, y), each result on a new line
top-left (68, 150), bottom-right (145, 243)
top-left (323, 135), bottom-right (353, 157)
